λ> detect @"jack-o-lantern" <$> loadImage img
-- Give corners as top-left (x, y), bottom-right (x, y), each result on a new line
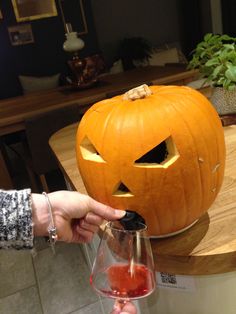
top-left (76, 84), bottom-right (226, 237)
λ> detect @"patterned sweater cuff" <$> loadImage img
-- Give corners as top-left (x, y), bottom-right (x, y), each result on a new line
top-left (0, 189), bottom-right (33, 249)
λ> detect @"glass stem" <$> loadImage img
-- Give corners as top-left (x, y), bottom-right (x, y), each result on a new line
top-left (114, 299), bottom-right (129, 312)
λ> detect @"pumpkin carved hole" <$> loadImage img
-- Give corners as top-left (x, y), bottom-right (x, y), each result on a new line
top-left (134, 136), bottom-right (179, 168)
top-left (113, 181), bottom-right (134, 197)
top-left (80, 136), bottom-right (105, 162)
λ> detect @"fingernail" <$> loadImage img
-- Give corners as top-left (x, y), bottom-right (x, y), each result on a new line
top-left (115, 209), bottom-right (126, 217)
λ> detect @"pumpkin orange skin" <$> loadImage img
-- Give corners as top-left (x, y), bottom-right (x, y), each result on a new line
top-left (76, 85), bottom-right (226, 237)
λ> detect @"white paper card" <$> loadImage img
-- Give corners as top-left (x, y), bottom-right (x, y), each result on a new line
top-left (156, 272), bottom-right (196, 292)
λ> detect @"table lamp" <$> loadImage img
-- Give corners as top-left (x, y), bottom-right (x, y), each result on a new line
top-left (63, 29), bottom-right (85, 54)
top-left (63, 23), bottom-right (87, 88)
top-left (63, 24), bottom-right (105, 89)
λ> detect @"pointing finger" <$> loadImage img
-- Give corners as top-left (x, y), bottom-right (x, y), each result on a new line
top-left (88, 197), bottom-right (126, 221)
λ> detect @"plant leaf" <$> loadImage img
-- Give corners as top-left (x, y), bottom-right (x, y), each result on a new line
top-left (225, 65), bottom-right (236, 82)
top-left (205, 59), bottom-right (219, 66)
top-left (188, 32), bottom-right (236, 90)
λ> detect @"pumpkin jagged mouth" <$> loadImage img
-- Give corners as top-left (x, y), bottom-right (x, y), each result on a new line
top-left (112, 181), bottom-right (134, 197)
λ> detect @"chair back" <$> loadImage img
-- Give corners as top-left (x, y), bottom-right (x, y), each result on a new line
top-left (25, 104), bottom-right (82, 175)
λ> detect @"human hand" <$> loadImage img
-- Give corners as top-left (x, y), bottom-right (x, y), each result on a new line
top-left (32, 190), bottom-right (125, 243)
top-left (110, 300), bottom-right (137, 314)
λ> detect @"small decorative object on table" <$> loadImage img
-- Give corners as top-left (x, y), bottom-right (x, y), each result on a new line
top-left (188, 33), bottom-right (236, 115)
top-left (67, 54), bottom-right (105, 89)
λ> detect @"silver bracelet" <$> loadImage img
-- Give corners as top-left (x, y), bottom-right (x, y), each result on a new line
top-left (42, 192), bottom-right (58, 254)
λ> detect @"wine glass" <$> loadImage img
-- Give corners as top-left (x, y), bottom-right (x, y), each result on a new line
top-left (90, 220), bottom-right (156, 304)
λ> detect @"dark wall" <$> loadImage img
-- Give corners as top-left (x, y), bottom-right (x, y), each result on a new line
top-left (0, 0), bottom-right (99, 99)
top-left (221, 0), bottom-right (236, 36)
top-left (178, 0), bottom-right (212, 60)
top-left (91, 0), bottom-right (182, 67)
top-left (91, 0), bottom-right (213, 67)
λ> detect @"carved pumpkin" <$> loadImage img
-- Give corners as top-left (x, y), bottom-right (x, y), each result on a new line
top-left (76, 85), bottom-right (226, 237)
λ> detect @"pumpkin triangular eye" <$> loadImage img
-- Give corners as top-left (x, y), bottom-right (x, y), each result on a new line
top-left (80, 136), bottom-right (105, 162)
top-left (135, 141), bottom-right (168, 164)
top-left (134, 136), bottom-right (179, 168)
top-left (113, 181), bottom-right (134, 197)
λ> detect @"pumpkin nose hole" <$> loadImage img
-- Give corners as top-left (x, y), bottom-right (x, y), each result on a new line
top-left (134, 136), bottom-right (179, 168)
top-left (113, 181), bottom-right (134, 197)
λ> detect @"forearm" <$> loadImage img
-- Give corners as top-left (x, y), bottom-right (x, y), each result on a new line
top-left (0, 189), bottom-right (62, 249)
top-left (0, 189), bottom-right (33, 249)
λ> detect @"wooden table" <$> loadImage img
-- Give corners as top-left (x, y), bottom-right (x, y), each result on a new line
top-left (0, 66), bottom-right (197, 136)
top-left (49, 122), bottom-right (236, 276)
top-left (0, 65), bottom-right (198, 189)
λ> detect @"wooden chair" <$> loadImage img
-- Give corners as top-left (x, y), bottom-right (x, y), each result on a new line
top-left (18, 104), bottom-right (82, 192)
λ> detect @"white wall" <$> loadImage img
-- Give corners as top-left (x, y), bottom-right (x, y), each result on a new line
top-left (91, 0), bottom-right (181, 66)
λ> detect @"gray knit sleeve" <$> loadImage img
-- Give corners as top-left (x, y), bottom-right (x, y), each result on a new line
top-left (0, 189), bottom-right (33, 249)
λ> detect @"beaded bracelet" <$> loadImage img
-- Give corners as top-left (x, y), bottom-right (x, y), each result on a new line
top-left (42, 192), bottom-right (58, 254)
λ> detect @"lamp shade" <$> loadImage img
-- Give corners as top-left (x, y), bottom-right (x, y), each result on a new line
top-left (63, 32), bottom-right (84, 53)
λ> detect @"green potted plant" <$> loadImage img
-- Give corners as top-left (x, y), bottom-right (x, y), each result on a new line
top-left (188, 33), bottom-right (236, 115)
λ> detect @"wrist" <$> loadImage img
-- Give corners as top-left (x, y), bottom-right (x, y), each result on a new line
top-left (31, 193), bottom-right (49, 237)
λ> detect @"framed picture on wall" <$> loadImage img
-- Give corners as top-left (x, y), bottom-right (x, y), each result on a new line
top-left (8, 24), bottom-right (34, 46)
top-left (59, 0), bottom-right (88, 35)
top-left (12, 0), bottom-right (58, 22)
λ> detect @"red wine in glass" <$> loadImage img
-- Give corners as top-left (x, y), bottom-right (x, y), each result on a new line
top-left (90, 262), bottom-right (155, 299)
top-left (90, 218), bottom-right (156, 302)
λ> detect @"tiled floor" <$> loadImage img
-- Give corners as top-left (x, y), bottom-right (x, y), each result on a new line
top-left (0, 240), bottom-right (116, 314)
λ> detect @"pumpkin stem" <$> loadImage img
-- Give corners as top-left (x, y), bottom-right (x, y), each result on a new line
top-left (123, 84), bottom-right (152, 101)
